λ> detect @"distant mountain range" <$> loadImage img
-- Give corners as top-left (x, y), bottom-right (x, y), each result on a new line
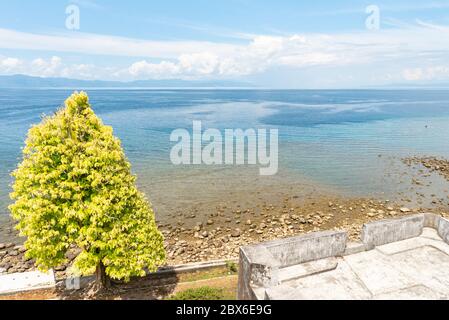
top-left (365, 81), bottom-right (449, 90)
top-left (1, 74), bottom-right (448, 90)
top-left (0, 74), bottom-right (254, 89)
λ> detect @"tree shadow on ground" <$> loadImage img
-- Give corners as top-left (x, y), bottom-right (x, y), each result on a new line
top-left (58, 266), bottom-right (181, 300)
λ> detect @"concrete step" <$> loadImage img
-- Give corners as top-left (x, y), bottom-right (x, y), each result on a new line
top-left (278, 257), bottom-right (338, 283)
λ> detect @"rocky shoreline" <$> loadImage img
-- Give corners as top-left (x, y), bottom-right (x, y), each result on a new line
top-left (403, 156), bottom-right (449, 182)
top-left (161, 197), bottom-right (448, 266)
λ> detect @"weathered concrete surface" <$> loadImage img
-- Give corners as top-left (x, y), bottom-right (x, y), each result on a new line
top-left (0, 270), bottom-right (55, 295)
top-left (238, 214), bottom-right (449, 300)
top-left (438, 217), bottom-right (449, 242)
top-left (238, 230), bottom-right (347, 299)
top-left (278, 257), bottom-right (337, 283)
top-left (361, 214), bottom-right (424, 247)
top-left (265, 228), bottom-right (449, 300)
top-left (264, 230), bottom-right (347, 267)
top-left (265, 257), bottom-right (372, 300)
top-left (343, 242), bottom-right (368, 256)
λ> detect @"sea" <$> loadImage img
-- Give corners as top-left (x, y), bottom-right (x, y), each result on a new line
top-left (1, 89), bottom-right (449, 229)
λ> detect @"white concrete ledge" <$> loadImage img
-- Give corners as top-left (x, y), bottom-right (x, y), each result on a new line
top-left (0, 270), bottom-right (55, 296)
top-left (344, 242), bottom-right (369, 256)
top-left (238, 213), bottom-right (449, 300)
top-left (278, 257), bottom-right (338, 283)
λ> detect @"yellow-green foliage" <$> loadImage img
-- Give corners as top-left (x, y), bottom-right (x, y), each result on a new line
top-left (9, 92), bottom-right (166, 281)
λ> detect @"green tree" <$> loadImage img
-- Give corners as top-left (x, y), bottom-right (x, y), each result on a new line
top-left (9, 92), bottom-right (166, 287)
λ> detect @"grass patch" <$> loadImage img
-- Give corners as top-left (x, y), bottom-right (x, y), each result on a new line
top-left (225, 260), bottom-right (238, 273)
top-left (178, 265), bottom-right (238, 283)
top-left (166, 286), bottom-right (226, 300)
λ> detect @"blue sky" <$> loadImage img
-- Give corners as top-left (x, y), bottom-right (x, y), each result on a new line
top-left (0, 0), bottom-right (449, 88)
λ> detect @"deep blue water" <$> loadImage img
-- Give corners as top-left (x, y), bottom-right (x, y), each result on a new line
top-left (1, 89), bottom-right (449, 216)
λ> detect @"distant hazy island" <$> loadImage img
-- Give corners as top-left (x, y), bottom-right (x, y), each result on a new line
top-left (0, 74), bottom-right (255, 89)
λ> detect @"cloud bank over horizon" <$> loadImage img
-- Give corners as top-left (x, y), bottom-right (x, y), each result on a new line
top-left (1, 1), bottom-right (449, 88)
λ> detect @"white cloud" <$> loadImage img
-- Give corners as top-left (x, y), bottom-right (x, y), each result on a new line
top-left (0, 28), bottom-right (238, 59)
top-left (128, 60), bottom-right (180, 78)
top-left (403, 68), bottom-right (424, 81)
top-left (1, 21), bottom-right (449, 84)
top-left (0, 56), bottom-right (106, 80)
top-left (179, 52), bottom-right (219, 75)
top-left (2, 57), bottom-right (21, 67)
top-left (30, 56), bottom-right (62, 77)
top-left (121, 35), bottom-right (344, 79)
top-left (403, 66), bottom-right (449, 81)
top-left (0, 57), bottom-right (23, 74)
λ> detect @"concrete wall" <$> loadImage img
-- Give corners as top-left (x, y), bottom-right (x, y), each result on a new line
top-left (237, 248), bottom-right (255, 300)
top-left (238, 244), bottom-right (281, 300)
top-left (361, 214), bottom-right (424, 248)
top-left (423, 213), bottom-right (441, 229)
top-left (264, 230), bottom-right (347, 267)
top-left (438, 217), bottom-right (449, 243)
top-left (238, 230), bottom-right (347, 300)
top-left (238, 213), bottom-right (449, 300)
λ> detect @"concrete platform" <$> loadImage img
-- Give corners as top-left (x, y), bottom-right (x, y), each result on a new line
top-left (238, 214), bottom-right (449, 300)
top-left (0, 270), bottom-right (55, 296)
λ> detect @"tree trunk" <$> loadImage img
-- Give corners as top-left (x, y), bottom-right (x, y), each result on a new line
top-left (95, 261), bottom-right (111, 289)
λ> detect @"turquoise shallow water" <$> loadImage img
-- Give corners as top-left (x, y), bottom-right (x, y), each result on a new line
top-left (1, 89), bottom-right (449, 218)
